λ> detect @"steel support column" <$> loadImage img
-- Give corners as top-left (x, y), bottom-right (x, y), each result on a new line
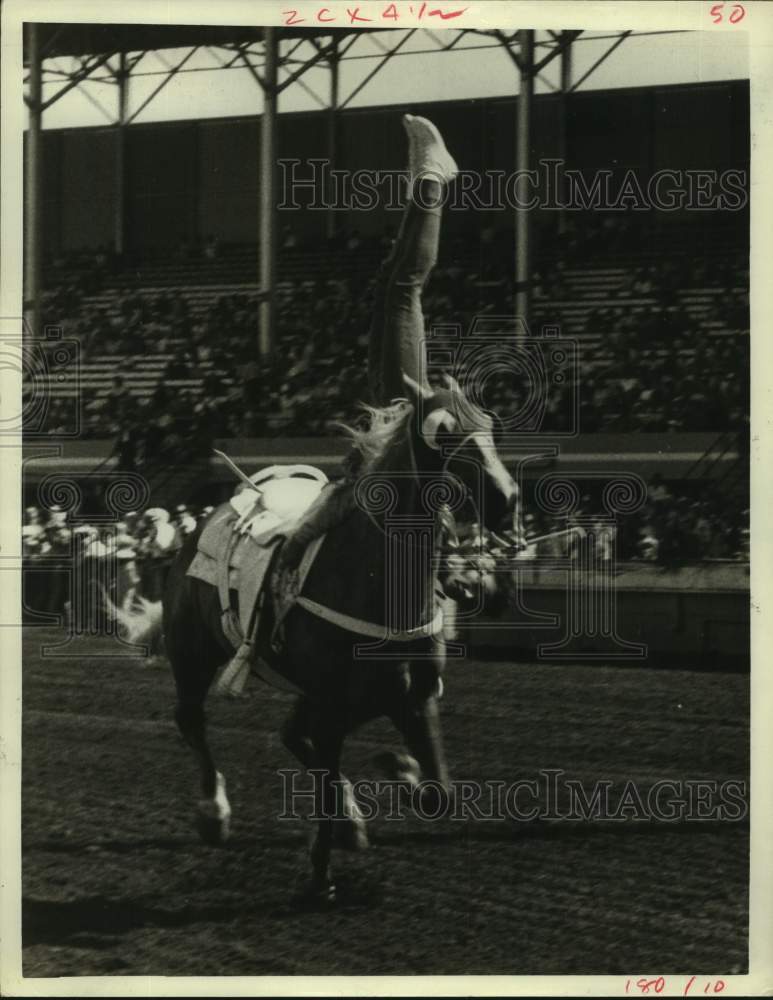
top-left (514, 29), bottom-right (534, 323)
top-left (557, 32), bottom-right (573, 236)
top-left (259, 28), bottom-right (278, 360)
top-left (114, 52), bottom-right (128, 257)
top-left (24, 24), bottom-right (43, 339)
top-left (326, 39), bottom-right (339, 243)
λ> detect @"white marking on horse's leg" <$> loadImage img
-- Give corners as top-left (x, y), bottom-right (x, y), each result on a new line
top-left (336, 774), bottom-right (369, 851)
top-left (196, 771), bottom-right (232, 845)
top-left (374, 751), bottom-right (422, 787)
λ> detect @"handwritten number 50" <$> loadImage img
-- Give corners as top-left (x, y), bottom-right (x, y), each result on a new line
top-left (710, 3), bottom-right (746, 23)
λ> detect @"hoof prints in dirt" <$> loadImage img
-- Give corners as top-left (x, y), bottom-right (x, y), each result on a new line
top-left (22, 641), bottom-right (750, 975)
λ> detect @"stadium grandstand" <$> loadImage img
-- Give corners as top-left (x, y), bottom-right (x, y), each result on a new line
top-left (21, 23), bottom-right (749, 600)
top-left (14, 14), bottom-right (757, 980)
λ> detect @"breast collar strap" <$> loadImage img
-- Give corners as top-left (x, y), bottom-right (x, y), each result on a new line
top-left (295, 596), bottom-right (445, 642)
top-left (294, 431), bottom-right (447, 641)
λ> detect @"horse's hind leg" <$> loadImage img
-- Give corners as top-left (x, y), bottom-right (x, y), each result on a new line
top-left (280, 696), bottom-right (315, 765)
top-left (175, 696), bottom-right (232, 845)
top-left (168, 578), bottom-right (232, 845)
top-left (306, 714), bottom-right (346, 901)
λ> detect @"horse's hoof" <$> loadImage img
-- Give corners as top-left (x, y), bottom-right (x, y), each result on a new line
top-left (195, 807), bottom-right (231, 845)
top-left (295, 879), bottom-right (337, 908)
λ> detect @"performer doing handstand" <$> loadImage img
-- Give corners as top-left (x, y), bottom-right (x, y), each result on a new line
top-left (281, 114), bottom-right (458, 568)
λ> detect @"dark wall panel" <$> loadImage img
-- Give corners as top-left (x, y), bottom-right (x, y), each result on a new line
top-left (566, 89), bottom-right (652, 170)
top-left (197, 119), bottom-right (259, 242)
top-left (654, 84), bottom-right (735, 171)
top-left (276, 110), bottom-right (329, 243)
top-left (40, 80), bottom-right (748, 254)
top-left (40, 131), bottom-right (63, 252)
top-left (126, 122), bottom-right (197, 252)
top-left (60, 128), bottom-right (115, 250)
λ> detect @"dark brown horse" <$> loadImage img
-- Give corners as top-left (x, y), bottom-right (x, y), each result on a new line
top-left (120, 384), bottom-right (519, 900)
top-left (119, 115), bottom-right (521, 900)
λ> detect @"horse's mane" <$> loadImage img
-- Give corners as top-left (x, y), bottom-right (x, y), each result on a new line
top-left (337, 399), bottom-right (413, 472)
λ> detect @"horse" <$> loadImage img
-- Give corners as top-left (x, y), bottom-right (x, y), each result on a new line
top-left (117, 376), bottom-right (518, 900)
top-left (116, 113), bottom-right (521, 901)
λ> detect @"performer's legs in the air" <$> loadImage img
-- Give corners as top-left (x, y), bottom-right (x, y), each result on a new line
top-left (368, 114), bottom-right (458, 404)
top-left (282, 116), bottom-right (458, 567)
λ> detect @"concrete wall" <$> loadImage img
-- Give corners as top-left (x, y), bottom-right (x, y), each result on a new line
top-left (22, 432), bottom-right (741, 482)
top-left (461, 562), bottom-right (750, 664)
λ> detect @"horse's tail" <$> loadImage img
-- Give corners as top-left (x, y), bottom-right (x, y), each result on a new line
top-left (102, 589), bottom-right (164, 646)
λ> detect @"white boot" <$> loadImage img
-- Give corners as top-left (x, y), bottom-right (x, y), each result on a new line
top-left (403, 113), bottom-right (459, 185)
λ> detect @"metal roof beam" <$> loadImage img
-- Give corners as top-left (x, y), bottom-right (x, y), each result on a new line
top-left (568, 30), bottom-right (632, 92)
top-left (124, 46), bottom-right (199, 124)
top-left (494, 30), bottom-right (523, 72)
top-left (282, 36), bottom-right (310, 63)
top-left (33, 51), bottom-right (115, 111)
top-left (339, 29), bottom-right (416, 110)
top-left (72, 79), bottom-right (116, 122)
top-left (276, 38), bottom-right (341, 95)
top-left (285, 68), bottom-right (327, 109)
top-left (532, 29), bottom-right (582, 75)
top-left (441, 29), bottom-right (470, 51)
top-left (238, 46), bottom-right (266, 89)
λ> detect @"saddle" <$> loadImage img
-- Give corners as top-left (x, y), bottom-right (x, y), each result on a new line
top-left (187, 461), bottom-right (449, 695)
top-left (186, 464), bottom-right (330, 696)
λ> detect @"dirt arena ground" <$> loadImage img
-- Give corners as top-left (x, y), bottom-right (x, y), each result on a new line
top-left (21, 627), bottom-right (749, 978)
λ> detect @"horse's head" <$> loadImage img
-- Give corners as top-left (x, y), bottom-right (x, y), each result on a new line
top-left (401, 372), bottom-right (520, 540)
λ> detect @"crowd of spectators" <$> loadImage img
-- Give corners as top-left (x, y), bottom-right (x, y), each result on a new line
top-left (36, 213), bottom-right (749, 444)
top-left (27, 217), bottom-right (749, 612)
top-left (22, 465), bottom-right (750, 632)
top-left (518, 476), bottom-right (748, 565)
top-left (22, 502), bottom-right (207, 626)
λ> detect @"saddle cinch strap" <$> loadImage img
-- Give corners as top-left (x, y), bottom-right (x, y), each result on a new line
top-left (215, 532), bottom-right (325, 697)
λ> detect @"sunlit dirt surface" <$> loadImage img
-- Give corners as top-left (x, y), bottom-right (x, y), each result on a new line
top-left (21, 628), bottom-right (748, 978)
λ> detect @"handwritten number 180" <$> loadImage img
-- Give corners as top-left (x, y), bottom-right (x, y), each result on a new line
top-left (625, 979), bottom-right (725, 995)
top-left (710, 3), bottom-right (746, 23)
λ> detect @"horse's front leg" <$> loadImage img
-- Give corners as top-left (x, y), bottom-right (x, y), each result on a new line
top-left (386, 653), bottom-right (452, 817)
top-left (282, 697), bottom-right (368, 853)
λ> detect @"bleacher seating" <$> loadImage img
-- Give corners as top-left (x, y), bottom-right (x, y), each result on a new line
top-left (37, 225), bottom-right (748, 440)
